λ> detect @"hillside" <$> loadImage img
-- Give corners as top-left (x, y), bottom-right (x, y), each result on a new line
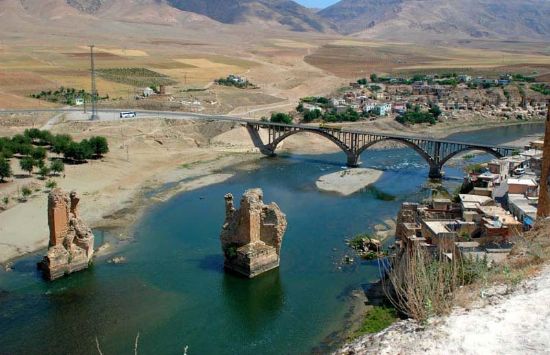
top-left (320, 0), bottom-right (550, 41)
top-left (165, 0), bottom-right (336, 32)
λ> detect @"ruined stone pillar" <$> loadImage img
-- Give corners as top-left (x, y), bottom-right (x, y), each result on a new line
top-left (537, 102), bottom-right (550, 218)
top-left (40, 189), bottom-right (95, 280)
top-left (220, 188), bottom-right (287, 278)
top-left (48, 189), bottom-right (70, 247)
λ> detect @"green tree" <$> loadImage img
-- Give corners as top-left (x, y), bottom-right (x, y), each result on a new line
top-left (88, 136), bottom-right (109, 157)
top-left (370, 73), bottom-right (378, 83)
top-left (20, 157), bottom-right (34, 176)
top-left (52, 134), bottom-right (73, 155)
top-left (429, 104), bottom-right (442, 118)
top-left (64, 141), bottom-right (93, 161)
top-left (303, 109), bottom-right (322, 123)
top-left (31, 147), bottom-right (47, 161)
top-left (38, 165), bottom-right (51, 179)
top-left (50, 159), bottom-right (65, 175)
top-left (270, 113), bottom-right (293, 125)
top-left (0, 157), bottom-right (12, 182)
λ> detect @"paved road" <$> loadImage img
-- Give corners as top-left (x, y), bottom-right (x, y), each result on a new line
top-left (0, 108), bottom-right (517, 149)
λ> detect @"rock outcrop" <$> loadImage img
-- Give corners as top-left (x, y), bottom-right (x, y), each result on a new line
top-left (39, 189), bottom-right (95, 280)
top-left (220, 188), bottom-right (287, 278)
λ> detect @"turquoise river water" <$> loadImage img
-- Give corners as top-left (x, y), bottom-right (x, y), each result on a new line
top-left (0, 123), bottom-right (544, 354)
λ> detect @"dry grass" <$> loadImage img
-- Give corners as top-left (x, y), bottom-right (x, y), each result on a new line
top-left (385, 219), bottom-right (550, 320)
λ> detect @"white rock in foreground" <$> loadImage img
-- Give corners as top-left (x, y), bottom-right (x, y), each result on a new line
top-left (337, 265), bottom-right (550, 355)
top-left (316, 168), bottom-right (383, 196)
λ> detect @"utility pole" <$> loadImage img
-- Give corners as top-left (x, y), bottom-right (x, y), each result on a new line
top-left (89, 45), bottom-right (99, 120)
top-left (537, 101), bottom-right (550, 219)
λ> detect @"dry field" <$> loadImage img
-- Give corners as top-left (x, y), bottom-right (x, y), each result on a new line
top-left (305, 40), bottom-right (550, 79)
top-left (0, 19), bottom-right (547, 114)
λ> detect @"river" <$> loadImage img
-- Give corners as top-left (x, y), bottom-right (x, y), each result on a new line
top-left (0, 123), bottom-right (544, 354)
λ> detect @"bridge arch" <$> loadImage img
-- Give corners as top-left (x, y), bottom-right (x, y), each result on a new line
top-left (438, 146), bottom-right (504, 167)
top-left (270, 129), bottom-right (353, 155)
top-left (355, 137), bottom-right (435, 166)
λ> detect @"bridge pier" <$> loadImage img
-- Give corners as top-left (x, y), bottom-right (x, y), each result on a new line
top-left (346, 153), bottom-right (360, 168)
top-left (428, 164), bottom-right (443, 179)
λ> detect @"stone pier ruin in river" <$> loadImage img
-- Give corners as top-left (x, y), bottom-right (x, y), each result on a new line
top-left (220, 188), bottom-right (287, 278)
top-left (38, 189), bottom-right (95, 280)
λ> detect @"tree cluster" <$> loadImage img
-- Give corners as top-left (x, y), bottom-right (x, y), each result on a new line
top-left (0, 129), bottom-right (109, 182)
top-left (396, 104), bottom-right (439, 125)
top-left (31, 87), bottom-right (107, 105)
top-left (269, 112), bottom-right (293, 124)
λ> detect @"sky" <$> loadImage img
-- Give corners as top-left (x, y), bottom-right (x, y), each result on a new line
top-left (295, 0), bottom-right (340, 9)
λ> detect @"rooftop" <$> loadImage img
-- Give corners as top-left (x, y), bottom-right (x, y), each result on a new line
top-left (507, 178), bottom-right (538, 187)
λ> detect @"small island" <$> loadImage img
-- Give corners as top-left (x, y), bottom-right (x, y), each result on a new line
top-left (316, 168), bottom-right (384, 196)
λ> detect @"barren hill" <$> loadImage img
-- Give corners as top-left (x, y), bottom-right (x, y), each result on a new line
top-left (319, 0), bottom-right (550, 41)
top-left (165, 0), bottom-right (336, 32)
top-left (10, 0), bottom-right (338, 33)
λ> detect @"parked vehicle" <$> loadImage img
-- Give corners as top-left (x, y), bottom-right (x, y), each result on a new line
top-left (513, 167), bottom-right (525, 176)
top-left (120, 111), bottom-right (137, 118)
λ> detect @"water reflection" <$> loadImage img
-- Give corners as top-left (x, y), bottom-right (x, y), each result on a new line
top-left (222, 269), bottom-right (284, 333)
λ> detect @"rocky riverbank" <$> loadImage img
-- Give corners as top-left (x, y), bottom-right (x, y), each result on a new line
top-left (336, 264), bottom-right (550, 355)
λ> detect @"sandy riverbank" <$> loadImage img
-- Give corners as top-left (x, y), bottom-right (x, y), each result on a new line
top-left (316, 168), bottom-right (384, 196)
top-left (0, 116), bottom-right (263, 266)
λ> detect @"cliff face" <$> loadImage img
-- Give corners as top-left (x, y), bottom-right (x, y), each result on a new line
top-left (537, 105), bottom-right (550, 218)
top-left (220, 188), bottom-right (287, 278)
top-left (39, 189), bottom-right (95, 280)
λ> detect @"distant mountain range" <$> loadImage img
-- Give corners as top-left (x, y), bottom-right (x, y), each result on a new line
top-left (318, 0), bottom-right (550, 41)
top-left (7, 0), bottom-right (550, 41)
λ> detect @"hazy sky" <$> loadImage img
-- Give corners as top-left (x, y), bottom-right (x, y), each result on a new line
top-left (295, 0), bottom-right (340, 9)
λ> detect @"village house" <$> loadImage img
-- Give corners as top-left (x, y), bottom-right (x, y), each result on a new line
top-left (506, 178), bottom-right (538, 197)
top-left (508, 194), bottom-right (538, 229)
top-left (143, 87), bottom-right (155, 97)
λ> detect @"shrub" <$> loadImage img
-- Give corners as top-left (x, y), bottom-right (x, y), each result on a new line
top-left (45, 179), bottom-right (57, 190)
top-left (0, 157), bottom-right (12, 182)
top-left (21, 186), bottom-right (32, 200)
top-left (382, 248), bottom-right (459, 321)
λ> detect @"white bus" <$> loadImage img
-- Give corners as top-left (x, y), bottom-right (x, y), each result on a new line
top-left (120, 111), bottom-right (137, 119)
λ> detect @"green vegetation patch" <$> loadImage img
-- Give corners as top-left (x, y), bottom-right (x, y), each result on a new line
top-left (531, 83), bottom-right (550, 96)
top-left (97, 68), bottom-right (177, 87)
top-left (355, 306), bottom-right (398, 336)
top-left (215, 75), bottom-right (257, 89)
top-left (30, 87), bottom-right (100, 105)
top-left (0, 129), bottom-right (109, 182)
top-left (396, 104), bottom-right (440, 125)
